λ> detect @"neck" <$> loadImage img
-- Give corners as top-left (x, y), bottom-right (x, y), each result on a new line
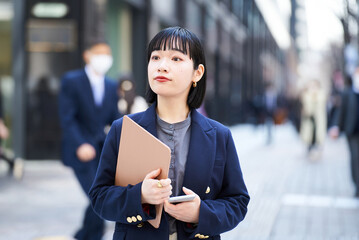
top-left (157, 96), bottom-right (190, 123)
top-left (86, 64), bottom-right (103, 77)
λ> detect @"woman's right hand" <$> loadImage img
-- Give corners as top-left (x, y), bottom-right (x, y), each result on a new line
top-left (141, 169), bottom-right (172, 205)
top-left (76, 143), bottom-right (96, 162)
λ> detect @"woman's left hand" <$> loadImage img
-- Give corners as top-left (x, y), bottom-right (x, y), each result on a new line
top-left (164, 187), bottom-right (201, 223)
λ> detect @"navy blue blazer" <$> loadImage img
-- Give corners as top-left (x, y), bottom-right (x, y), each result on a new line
top-left (89, 104), bottom-right (249, 240)
top-left (58, 69), bottom-right (119, 169)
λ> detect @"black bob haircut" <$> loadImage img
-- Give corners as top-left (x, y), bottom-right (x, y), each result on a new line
top-left (145, 26), bottom-right (207, 109)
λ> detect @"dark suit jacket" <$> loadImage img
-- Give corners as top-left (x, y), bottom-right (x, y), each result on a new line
top-left (334, 88), bottom-right (359, 137)
top-left (89, 104), bottom-right (250, 240)
top-left (58, 69), bottom-right (119, 169)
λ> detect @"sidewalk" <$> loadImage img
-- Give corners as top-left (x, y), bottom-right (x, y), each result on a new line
top-left (223, 124), bottom-right (359, 240)
top-left (1, 123), bottom-right (358, 240)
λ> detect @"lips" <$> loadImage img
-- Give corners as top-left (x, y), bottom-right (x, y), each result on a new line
top-left (155, 76), bottom-right (170, 82)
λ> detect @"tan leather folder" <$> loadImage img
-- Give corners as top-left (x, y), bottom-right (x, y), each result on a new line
top-left (115, 115), bottom-right (171, 228)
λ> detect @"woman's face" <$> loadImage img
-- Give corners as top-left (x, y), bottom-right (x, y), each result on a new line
top-left (147, 49), bottom-right (199, 101)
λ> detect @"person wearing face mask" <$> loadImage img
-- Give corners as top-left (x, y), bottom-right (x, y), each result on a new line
top-left (58, 40), bottom-right (120, 240)
top-left (329, 69), bottom-right (359, 198)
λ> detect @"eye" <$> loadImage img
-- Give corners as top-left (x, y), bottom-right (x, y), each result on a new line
top-left (151, 55), bottom-right (159, 60)
top-left (172, 57), bottom-right (182, 62)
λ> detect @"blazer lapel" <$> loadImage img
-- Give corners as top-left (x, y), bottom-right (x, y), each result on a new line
top-left (182, 110), bottom-right (216, 198)
top-left (137, 103), bottom-right (158, 138)
top-left (81, 70), bottom-right (96, 108)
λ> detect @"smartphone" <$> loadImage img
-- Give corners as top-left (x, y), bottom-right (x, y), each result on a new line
top-left (168, 194), bottom-right (196, 204)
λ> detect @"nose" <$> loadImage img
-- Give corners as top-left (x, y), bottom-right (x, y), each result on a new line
top-left (157, 59), bottom-right (168, 72)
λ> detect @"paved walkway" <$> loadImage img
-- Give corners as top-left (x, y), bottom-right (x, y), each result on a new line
top-left (1, 123), bottom-right (358, 240)
top-left (223, 124), bottom-right (359, 240)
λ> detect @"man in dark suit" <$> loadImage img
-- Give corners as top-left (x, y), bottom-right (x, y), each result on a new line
top-left (329, 71), bottom-right (359, 198)
top-left (59, 41), bottom-right (119, 240)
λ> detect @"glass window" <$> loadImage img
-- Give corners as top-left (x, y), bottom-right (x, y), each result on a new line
top-left (232, 0), bottom-right (243, 19)
top-left (185, 0), bottom-right (201, 37)
top-left (220, 26), bottom-right (231, 60)
top-left (151, 0), bottom-right (176, 23)
top-left (204, 12), bottom-right (217, 53)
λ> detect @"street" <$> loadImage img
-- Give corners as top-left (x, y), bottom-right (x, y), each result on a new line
top-left (1, 123), bottom-right (358, 240)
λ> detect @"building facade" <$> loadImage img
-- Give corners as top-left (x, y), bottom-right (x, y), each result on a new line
top-left (7, 0), bottom-right (290, 159)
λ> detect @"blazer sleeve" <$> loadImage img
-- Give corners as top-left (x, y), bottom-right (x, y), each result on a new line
top-left (185, 129), bottom-right (249, 237)
top-left (89, 120), bottom-right (156, 224)
top-left (58, 76), bottom-right (86, 148)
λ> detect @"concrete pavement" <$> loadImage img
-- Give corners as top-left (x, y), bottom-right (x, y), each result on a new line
top-left (223, 124), bottom-right (359, 240)
top-left (1, 123), bottom-right (358, 240)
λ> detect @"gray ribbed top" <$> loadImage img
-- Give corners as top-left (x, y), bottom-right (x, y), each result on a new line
top-left (156, 113), bottom-right (191, 234)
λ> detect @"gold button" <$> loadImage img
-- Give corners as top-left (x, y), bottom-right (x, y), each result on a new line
top-left (137, 215), bottom-right (142, 221)
top-left (195, 233), bottom-right (200, 238)
top-left (199, 235), bottom-right (205, 239)
top-left (132, 216), bottom-right (137, 222)
top-left (205, 186), bottom-right (210, 194)
top-left (126, 217), bottom-right (132, 223)
top-left (204, 236), bottom-right (209, 239)
top-left (137, 223), bottom-right (143, 228)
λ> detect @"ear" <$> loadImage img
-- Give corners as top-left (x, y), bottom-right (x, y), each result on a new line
top-left (83, 50), bottom-right (91, 64)
top-left (193, 64), bottom-right (205, 84)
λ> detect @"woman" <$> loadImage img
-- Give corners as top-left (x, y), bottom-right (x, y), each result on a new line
top-left (300, 79), bottom-right (327, 159)
top-left (89, 27), bottom-right (249, 240)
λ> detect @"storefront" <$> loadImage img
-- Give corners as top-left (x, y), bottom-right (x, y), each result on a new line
top-left (10, 0), bottom-right (287, 159)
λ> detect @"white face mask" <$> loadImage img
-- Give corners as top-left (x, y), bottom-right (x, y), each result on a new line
top-left (89, 54), bottom-right (113, 75)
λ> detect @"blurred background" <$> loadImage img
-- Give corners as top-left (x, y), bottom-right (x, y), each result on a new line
top-left (1, 0), bottom-right (359, 239)
top-left (0, 0), bottom-right (350, 160)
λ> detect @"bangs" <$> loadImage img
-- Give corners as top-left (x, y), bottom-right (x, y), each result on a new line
top-left (147, 28), bottom-right (194, 61)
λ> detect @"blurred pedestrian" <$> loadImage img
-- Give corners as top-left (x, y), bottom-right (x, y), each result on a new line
top-left (89, 26), bottom-right (249, 240)
top-left (117, 75), bottom-right (148, 115)
top-left (58, 40), bottom-right (119, 240)
top-left (327, 71), bottom-right (345, 127)
top-left (300, 79), bottom-right (327, 159)
top-left (329, 68), bottom-right (359, 198)
top-left (264, 82), bottom-right (277, 144)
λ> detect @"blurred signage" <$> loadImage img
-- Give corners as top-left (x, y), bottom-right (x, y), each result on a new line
top-left (27, 19), bottom-right (77, 52)
top-left (32, 2), bottom-right (69, 18)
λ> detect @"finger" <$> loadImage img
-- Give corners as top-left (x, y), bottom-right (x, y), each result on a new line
top-left (158, 186), bottom-right (172, 194)
top-left (165, 190), bottom-right (173, 198)
top-left (145, 168), bottom-right (161, 180)
top-left (161, 195), bottom-right (171, 202)
top-left (159, 178), bottom-right (171, 187)
top-left (157, 190), bottom-right (172, 199)
top-left (182, 186), bottom-right (195, 195)
top-left (164, 200), bottom-right (170, 210)
top-left (164, 200), bottom-right (176, 211)
top-left (163, 203), bottom-right (172, 214)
